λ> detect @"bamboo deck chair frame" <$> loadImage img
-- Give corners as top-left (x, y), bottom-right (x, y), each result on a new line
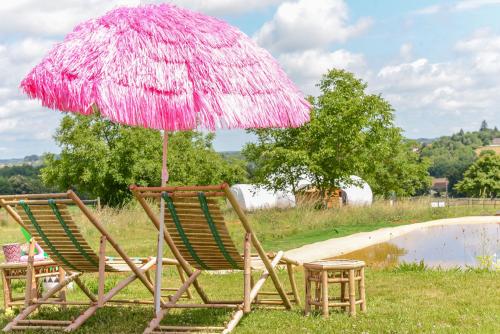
top-left (0, 191), bottom-right (186, 332)
top-left (131, 183), bottom-right (301, 334)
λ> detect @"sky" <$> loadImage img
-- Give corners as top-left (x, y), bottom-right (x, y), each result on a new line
top-left (1, 0), bottom-right (500, 158)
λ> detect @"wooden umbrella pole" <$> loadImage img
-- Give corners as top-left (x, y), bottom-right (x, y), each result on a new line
top-left (154, 131), bottom-right (169, 315)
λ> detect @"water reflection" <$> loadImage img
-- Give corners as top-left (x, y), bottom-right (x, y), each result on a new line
top-left (332, 223), bottom-right (499, 268)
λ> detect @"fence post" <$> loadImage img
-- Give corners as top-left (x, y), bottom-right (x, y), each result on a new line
top-left (97, 197), bottom-right (101, 211)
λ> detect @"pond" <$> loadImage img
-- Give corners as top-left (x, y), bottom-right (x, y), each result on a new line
top-left (332, 223), bottom-right (499, 268)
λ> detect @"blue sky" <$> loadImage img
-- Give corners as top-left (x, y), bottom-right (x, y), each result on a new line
top-left (1, 0), bottom-right (500, 158)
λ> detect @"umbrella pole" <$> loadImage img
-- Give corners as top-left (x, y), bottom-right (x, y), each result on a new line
top-left (154, 131), bottom-right (169, 315)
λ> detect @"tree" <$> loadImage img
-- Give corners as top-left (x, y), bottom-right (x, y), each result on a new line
top-left (420, 126), bottom-right (500, 195)
top-left (480, 120), bottom-right (489, 131)
top-left (42, 114), bottom-right (248, 206)
top-left (244, 69), bottom-right (430, 197)
top-left (454, 151), bottom-right (500, 198)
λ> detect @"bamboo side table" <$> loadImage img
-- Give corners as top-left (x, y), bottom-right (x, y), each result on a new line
top-left (304, 260), bottom-right (366, 317)
top-left (0, 260), bottom-right (65, 309)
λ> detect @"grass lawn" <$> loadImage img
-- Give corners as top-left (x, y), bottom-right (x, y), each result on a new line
top-left (0, 268), bottom-right (498, 333)
top-left (0, 202), bottom-right (498, 333)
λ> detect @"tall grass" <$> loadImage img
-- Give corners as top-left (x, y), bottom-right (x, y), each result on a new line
top-left (1, 199), bottom-right (496, 262)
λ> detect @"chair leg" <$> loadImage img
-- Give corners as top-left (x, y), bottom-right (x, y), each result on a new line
top-left (24, 239), bottom-right (37, 308)
top-left (66, 258), bottom-right (158, 332)
top-left (224, 251), bottom-right (285, 334)
top-left (3, 273), bottom-right (81, 332)
top-left (58, 267), bottom-right (67, 310)
top-left (98, 236), bottom-right (107, 307)
top-left (243, 233), bottom-right (252, 313)
top-left (175, 264), bottom-right (192, 299)
top-left (144, 270), bottom-right (202, 334)
top-left (2, 269), bottom-right (11, 309)
top-left (286, 262), bottom-right (301, 307)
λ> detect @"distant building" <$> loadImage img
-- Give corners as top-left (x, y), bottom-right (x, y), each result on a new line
top-left (431, 178), bottom-right (449, 197)
top-left (475, 137), bottom-right (500, 155)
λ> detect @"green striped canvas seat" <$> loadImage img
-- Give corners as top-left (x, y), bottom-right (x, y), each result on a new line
top-left (16, 201), bottom-right (123, 273)
top-left (162, 193), bottom-right (244, 270)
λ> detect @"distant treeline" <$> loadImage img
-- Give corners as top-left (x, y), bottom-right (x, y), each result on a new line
top-left (420, 122), bottom-right (499, 196)
top-left (0, 164), bottom-right (55, 195)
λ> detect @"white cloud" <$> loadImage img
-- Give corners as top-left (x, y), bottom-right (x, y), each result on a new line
top-left (454, 0), bottom-right (500, 11)
top-left (373, 30), bottom-right (500, 137)
top-left (413, 0), bottom-right (500, 15)
top-left (0, 0), bottom-right (139, 36)
top-left (254, 0), bottom-right (372, 53)
top-left (278, 49), bottom-right (367, 95)
top-left (0, 37), bottom-right (62, 157)
top-left (166, 0), bottom-right (284, 16)
top-left (412, 5), bottom-right (442, 15)
top-left (399, 43), bottom-right (413, 61)
top-left (455, 28), bottom-right (500, 74)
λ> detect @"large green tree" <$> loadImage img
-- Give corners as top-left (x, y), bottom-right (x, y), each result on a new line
top-left (454, 151), bottom-right (500, 198)
top-left (42, 114), bottom-right (247, 206)
top-left (243, 69), bottom-right (430, 197)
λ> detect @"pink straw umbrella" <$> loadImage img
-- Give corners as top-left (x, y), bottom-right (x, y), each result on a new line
top-left (20, 3), bottom-right (310, 313)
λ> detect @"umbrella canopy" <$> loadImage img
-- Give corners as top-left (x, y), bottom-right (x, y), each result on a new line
top-left (21, 3), bottom-right (310, 131)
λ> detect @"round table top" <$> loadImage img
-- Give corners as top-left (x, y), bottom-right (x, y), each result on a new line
top-left (303, 259), bottom-right (365, 270)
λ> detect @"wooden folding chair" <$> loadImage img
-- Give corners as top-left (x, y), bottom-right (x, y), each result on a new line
top-left (131, 183), bottom-right (301, 334)
top-left (0, 191), bottom-right (187, 332)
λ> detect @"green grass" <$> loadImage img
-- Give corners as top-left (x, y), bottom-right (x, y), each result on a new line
top-left (0, 202), bottom-right (498, 333)
top-left (0, 268), bottom-right (498, 333)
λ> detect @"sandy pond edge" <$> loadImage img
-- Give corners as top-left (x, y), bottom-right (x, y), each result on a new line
top-left (284, 216), bottom-right (500, 264)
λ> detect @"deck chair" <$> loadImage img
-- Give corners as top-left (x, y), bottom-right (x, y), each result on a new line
top-left (0, 191), bottom-right (187, 332)
top-left (131, 183), bottom-right (301, 334)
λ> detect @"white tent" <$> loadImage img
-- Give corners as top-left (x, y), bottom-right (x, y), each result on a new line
top-left (229, 184), bottom-right (296, 212)
top-left (339, 175), bottom-right (373, 206)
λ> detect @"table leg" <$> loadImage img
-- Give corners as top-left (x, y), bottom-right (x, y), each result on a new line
top-left (348, 269), bottom-right (356, 316)
top-left (304, 269), bottom-right (311, 315)
top-left (359, 267), bottom-right (366, 312)
top-left (321, 270), bottom-right (329, 318)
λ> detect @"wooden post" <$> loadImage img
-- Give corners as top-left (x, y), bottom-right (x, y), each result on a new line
top-left (96, 197), bottom-right (101, 211)
top-left (98, 235), bottom-right (106, 307)
top-left (243, 233), bottom-right (252, 313)
top-left (223, 185), bottom-right (292, 309)
top-left (348, 269), bottom-right (356, 316)
top-left (304, 268), bottom-right (310, 316)
top-left (321, 270), bottom-right (329, 318)
top-left (24, 238), bottom-right (36, 307)
top-left (359, 267), bottom-right (366, 312)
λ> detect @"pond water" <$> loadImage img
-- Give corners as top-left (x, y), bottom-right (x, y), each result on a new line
top-left (332, 223), bottom-right (499, 268)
